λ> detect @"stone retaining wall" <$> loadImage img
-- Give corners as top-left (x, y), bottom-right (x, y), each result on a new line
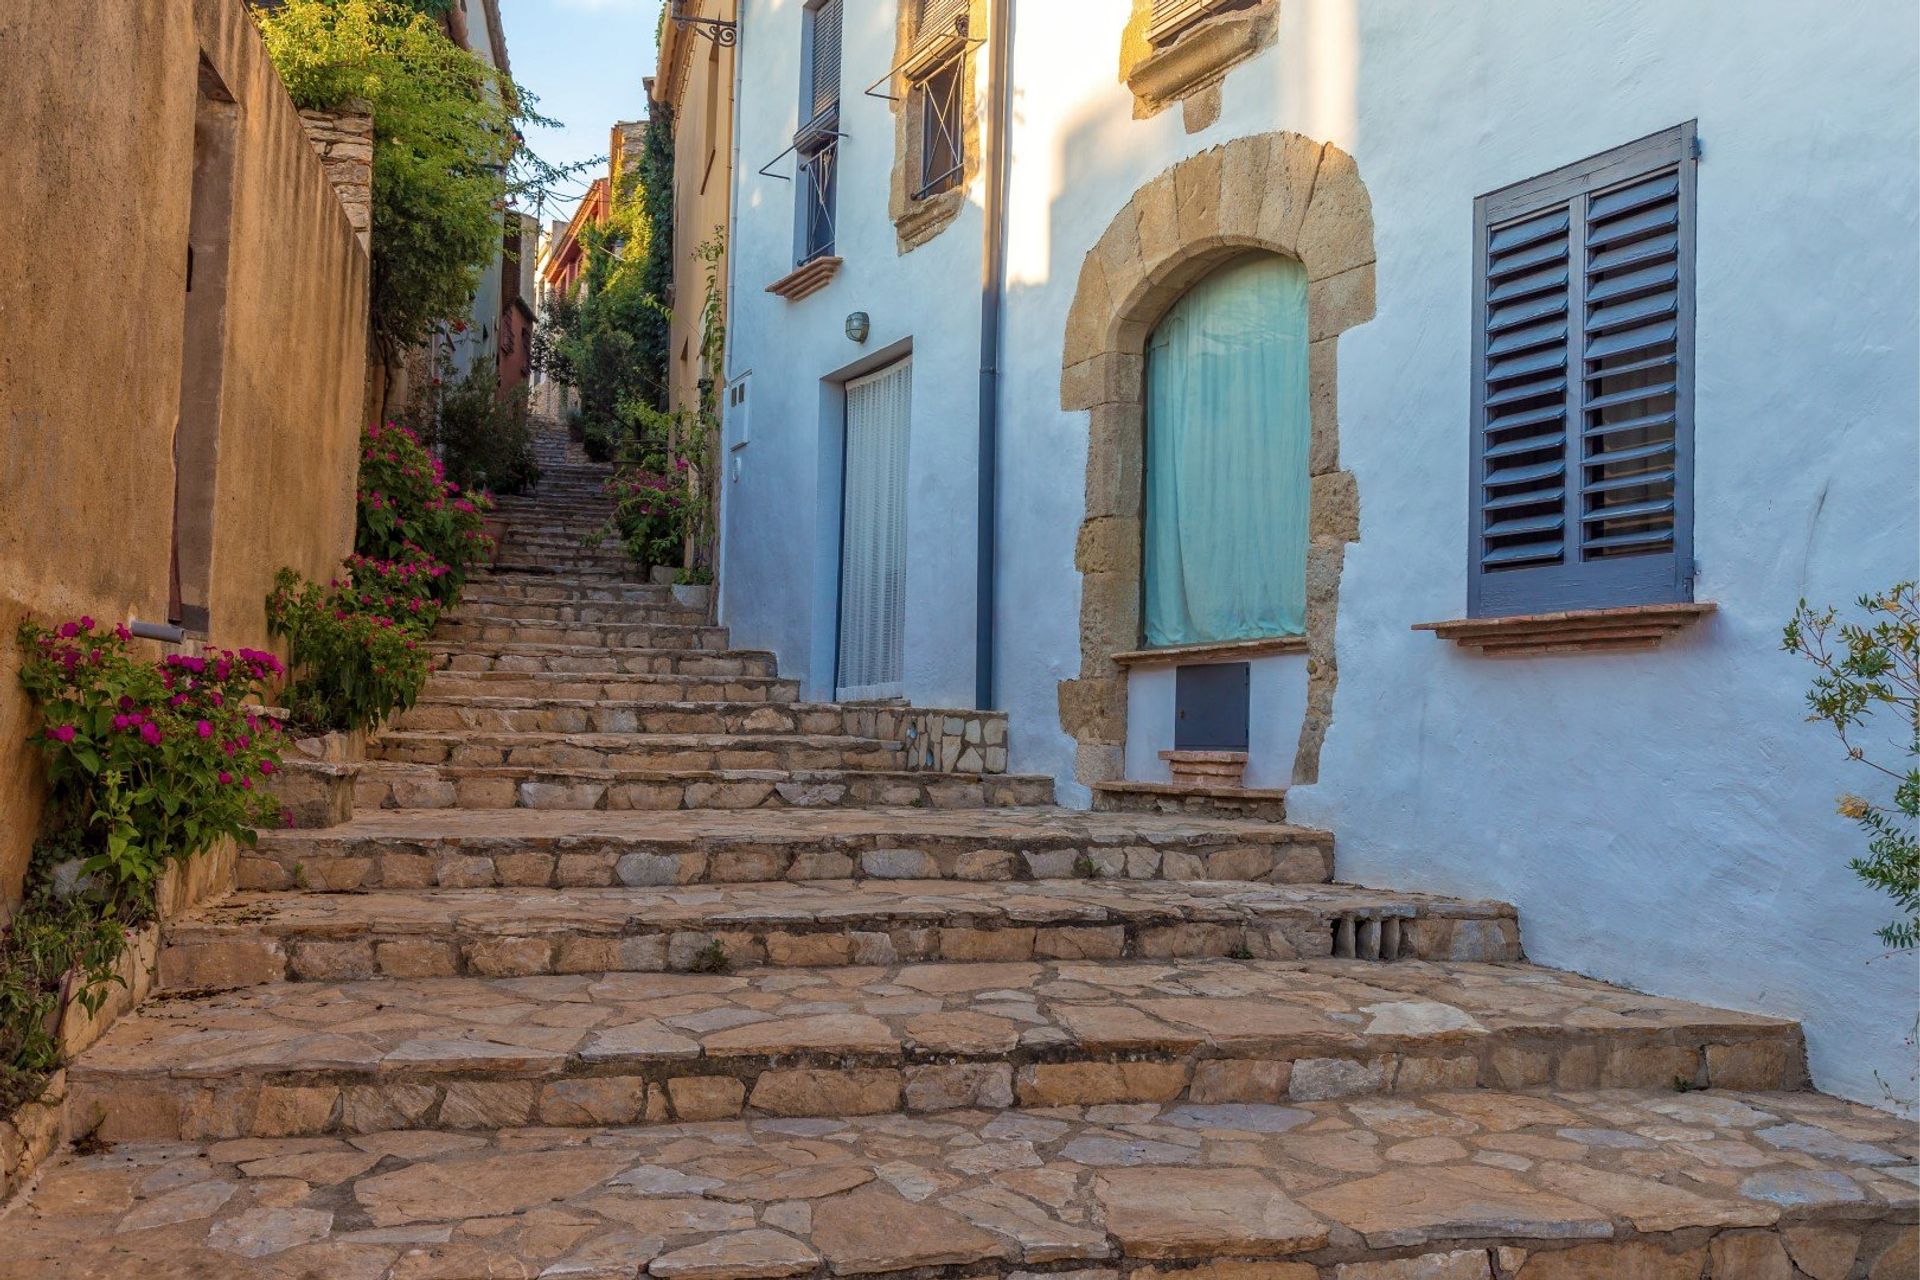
top-left (850, 706), bottom-right (1009, 773)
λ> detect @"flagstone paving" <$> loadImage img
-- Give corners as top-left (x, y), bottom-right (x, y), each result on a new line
top-left (8, 424), bottom-right (1911, 1277)
top-left (4, 1092), bottom-right (1911, 1279)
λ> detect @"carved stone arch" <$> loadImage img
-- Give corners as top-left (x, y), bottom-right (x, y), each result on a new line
top-left (1056, 131), bottom-right (1376, 792)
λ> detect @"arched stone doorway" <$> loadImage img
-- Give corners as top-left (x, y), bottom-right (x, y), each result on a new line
top-left (1057, 131), bottom-right (1375, 791)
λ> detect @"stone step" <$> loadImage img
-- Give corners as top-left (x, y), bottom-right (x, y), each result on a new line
top-left (67, 958), bottom-right (1807, 1143)
top-left (352, 762), bottom-right (1057, 812)
top-left (367, 730), bottom-right (913, 775)
top-left (432, 619), bottom-right (732, 651)
top-left (238, 807), bottom-right (1337, 892)
top-left (444, 599), bottom-right (710, 626)
top-left (433, 645), bottom-right (778, 678)
top-left (391, 698), bottom-right (971, 739)
top-left (156, 880), bottom-right (1523, 990)
top-left (13, 1091), bottom-right (1912, 1278)
top-left (460, 579), bottom-right (680, 604)
top-left (419, 671), bottom-right (802, 704)
top-left (486, 562), bottom-right (645, 581)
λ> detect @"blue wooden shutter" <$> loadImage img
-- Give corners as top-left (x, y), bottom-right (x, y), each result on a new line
top-left (807, 0), bottom-right (843, 122)
top-left (1470, 123), bottom-right (1697, 618)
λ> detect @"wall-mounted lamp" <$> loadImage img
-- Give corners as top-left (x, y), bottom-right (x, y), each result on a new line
top-left (845, 311), bottom-right (871, 344)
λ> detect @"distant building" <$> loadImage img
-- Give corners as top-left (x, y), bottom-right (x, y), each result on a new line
top-left (540, 177), bottom-right (611, 305)
top-left (498, 211), bottom-right (541, 398)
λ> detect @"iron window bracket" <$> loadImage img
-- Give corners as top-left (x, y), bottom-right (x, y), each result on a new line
top-left (863, 15), bottom-right (983, 102)
top-left (667, 3), bottom-right (738, 46)
top-left (757, 129), bottom-right (849, 181)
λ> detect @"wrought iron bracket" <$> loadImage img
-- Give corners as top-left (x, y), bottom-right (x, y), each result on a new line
top-left (669, 9), bottom-right (737, 46)
top-left (864, 15), bottom-right (983, 101)
top-left (758, 130), bottom-right (848, 181)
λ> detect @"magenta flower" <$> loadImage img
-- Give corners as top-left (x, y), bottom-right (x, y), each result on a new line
top-left (46, 725), bottom-right (77, 743)
top-left (139, 722), bottom-right (163, 746)
top-left (259, 760), bottom-right (275, 776)
top-left (218, 770), bottom-right (233, 785)
top-left (57, 622), bottom-right (80, 639)
top-left (196, 720), bottom-right (214, 739)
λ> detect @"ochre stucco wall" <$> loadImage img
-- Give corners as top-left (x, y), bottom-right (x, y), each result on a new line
top-left (655, 0), bottom-right (737, 423)
top-left (0, 0), bottom-right (369, 911)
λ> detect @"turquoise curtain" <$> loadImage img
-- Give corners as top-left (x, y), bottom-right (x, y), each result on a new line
top-left (1144, 253), bottom-right (1311, 647)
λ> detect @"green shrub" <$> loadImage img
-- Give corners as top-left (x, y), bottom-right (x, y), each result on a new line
top-left (355, 420), bottom-right (494, 598)
top-left (1786, 582), bottom-right (1920, 950)
top-left (423, 367), bottom-right (541, 496)
top-left (16, 620), bottom-right (286, 902)
top-left (0, 839), bottom-right (131, 1114)
top-left (337, 552), bottom-right (450, 629)
top-left (267, 568), bottom-right (434, 735)
top-left (602, 462), bottom-right (695, 572)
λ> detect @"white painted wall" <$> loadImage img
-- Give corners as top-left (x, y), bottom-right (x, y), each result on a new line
top-left (724, 0), bottom-right (987, 706)
top-left (1124, 655), bottom-right (1309, 790)
top-left (723, 0), bottom-right (1920, 1108)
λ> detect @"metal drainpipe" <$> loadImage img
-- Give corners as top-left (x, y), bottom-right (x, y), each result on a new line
top-left (975, 0), bottom-right (1015, 711)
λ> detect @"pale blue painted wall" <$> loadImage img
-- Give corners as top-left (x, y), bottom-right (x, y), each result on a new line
top-left (721, 0), bottom-right (1920, 1108)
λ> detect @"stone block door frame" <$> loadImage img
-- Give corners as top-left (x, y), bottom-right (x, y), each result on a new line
top-left (1056, 131), bottom-right (1375, 789)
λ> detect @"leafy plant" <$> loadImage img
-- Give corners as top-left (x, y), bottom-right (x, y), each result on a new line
top-left (336, 552), bottom-right (451, 629)
top-left (418, 366), bottom-right (541, 496)
top-left (267, 568), bottom-right (434, 735)
top-left (356, 421), bottom-right (494, 597)
top-left (0, 846), bottom-right (132, 1115)
top-left (1784, 582), bottom-right (1920, 949)
top-left (17, 621), bottom-right (286, 901)
top-left (532, 115), bottom-right (676, 456)
top-left (599, 462), bottom-right (696, 572)
top-left (255, 0), bottom-right (573, 412)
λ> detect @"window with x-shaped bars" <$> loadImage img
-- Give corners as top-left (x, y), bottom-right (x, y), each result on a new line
top-left (915, 58), bottom-right (963, 199)
top-left (798, 140), bottom-right (838, 263)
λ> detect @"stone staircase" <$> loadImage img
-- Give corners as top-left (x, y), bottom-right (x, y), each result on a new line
top-left (6, 426), bottom-right (1912, 1278)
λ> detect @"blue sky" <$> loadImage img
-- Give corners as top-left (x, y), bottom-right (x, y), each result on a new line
top-left (500, 0), bottom-right (665, 230)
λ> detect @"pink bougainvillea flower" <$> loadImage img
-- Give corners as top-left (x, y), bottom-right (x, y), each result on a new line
top-left (78, 616), bottom-right (94, 629)
top-left (196, 720), bottom-right (214, 739)
top-left (218, 771), bottom-right (233, 785)
top-left (259, 760), bottom-right (275, 776)
top-left (47, 725), bottom-right (77, 743)
top-left (139, 722), bottom-right (163, 745)
top-left (57, 622), bottom-right (80, 639)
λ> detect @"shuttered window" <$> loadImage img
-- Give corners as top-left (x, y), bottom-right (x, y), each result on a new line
top-left (1469, 122), bottom-right (1697, 618)
top-left (796, 0), bottom-right (843, 264)
top-left (1148, 0), bottom-right (1229, 45)
top-left (913, 0), bottom-right (968, 49)
top-left (805, 0), bottom-right (843, 124)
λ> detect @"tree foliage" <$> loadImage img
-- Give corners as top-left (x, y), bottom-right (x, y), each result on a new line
top-left (256, 0), bottom-right (532, 355)
top-left (533, 113), bottom-right (675, 459)
top-left (1785, 582), bottom-right (1920, 950)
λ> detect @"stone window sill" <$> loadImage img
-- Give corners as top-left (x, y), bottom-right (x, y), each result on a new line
top-left (1413, 602), bottom-right (1716, 656)
top-left (766, 256), bottom-right (841, 302)
top-left (1111, 634), bottom-right (1306, 666)
top-left (896, 189), bottom-right (965, 251)
top-left (1125, 3), bottom-right (1275, 114)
